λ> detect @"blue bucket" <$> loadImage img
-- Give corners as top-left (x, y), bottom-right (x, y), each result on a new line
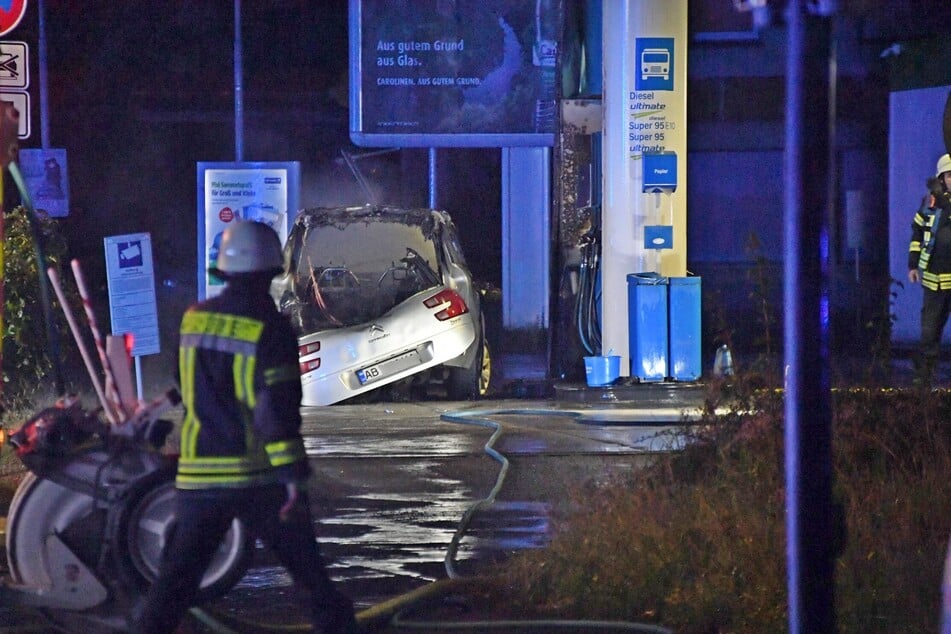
top-left (584, 355), bottom-right (621, 387)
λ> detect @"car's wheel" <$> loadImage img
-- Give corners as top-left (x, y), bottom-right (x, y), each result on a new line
top-left (447, 329), bottom-right (492, 400)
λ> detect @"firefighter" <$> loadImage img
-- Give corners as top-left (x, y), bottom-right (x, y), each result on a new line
top-left (133, 221), bottom-right (359, 633)
top-left (908, 153), bottom-right (951, 386)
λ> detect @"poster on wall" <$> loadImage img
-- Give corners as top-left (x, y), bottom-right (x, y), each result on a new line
top-left (349, 0), bottom-right (563, 147)
top-left (196, 162), bottom-right (300, 300)
top-left (18, 148), bottom-right (69, 217)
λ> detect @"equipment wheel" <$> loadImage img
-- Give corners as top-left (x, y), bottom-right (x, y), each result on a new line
top-left (113, 468), bottom-right (253, 602)
top-left (6, 473), bottom-right (101, 593)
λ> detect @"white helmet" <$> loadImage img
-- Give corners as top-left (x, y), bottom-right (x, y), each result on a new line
top-left (214, 221), bottom-right (283, 274)
top-left (937, 154), bottom-right (951, 178)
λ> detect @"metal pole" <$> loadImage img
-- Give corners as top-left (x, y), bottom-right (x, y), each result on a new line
top-left (783, 1), bottom-right (835, 632)
top-left (38, 0), bottom-right (50, 149)
top-left (428, 147), bottom-right (438, 209)
top-left (234, 0), bottom-right (244, 162)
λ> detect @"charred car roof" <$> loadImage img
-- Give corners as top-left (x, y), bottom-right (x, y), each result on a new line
top-left (292, 205), bottom-right (446, 239)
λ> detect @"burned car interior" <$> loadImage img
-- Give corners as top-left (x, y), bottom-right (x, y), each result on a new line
top-left (278, 207), bottom-right (450, 332)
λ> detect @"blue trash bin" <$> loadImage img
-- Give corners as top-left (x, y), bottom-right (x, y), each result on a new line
top-left (669, 276), bottom-right (702, 381)
top-left (627, 273), bottom-right (668, 382)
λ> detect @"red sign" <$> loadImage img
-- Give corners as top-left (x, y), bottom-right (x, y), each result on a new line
top-left (218, 207), bottom-right (234, 222)
top-left (0, 0), bottom-right (28, 37)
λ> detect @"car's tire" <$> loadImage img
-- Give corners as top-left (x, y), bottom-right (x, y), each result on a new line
top-left (447, 329), bottom-right (492, 400)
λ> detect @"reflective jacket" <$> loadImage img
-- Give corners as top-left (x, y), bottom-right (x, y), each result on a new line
top-left (176, 280), bottom-right (308, 490)
top-left (909, 197), bottom-right (951, 291)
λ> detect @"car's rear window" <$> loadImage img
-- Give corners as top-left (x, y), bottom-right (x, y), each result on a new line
top-left (287, 218), bottom-right (442, 329)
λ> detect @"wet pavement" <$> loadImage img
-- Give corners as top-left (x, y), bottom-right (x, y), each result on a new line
top-left (205, 394), bottom-right (703, 632)
top-left (1, 386), bottom-right (707, 632)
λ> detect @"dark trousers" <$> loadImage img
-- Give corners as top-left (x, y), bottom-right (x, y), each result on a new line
top-left (133, 484), bottom-right (356, 633)
top-left (918, 287), bottom-right (951, 381)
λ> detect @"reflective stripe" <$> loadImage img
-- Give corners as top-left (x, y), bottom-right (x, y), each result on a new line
top-left (177, 452), bottom-right (275, 488)
top-left (922, 271), bottom-right (951, 291)
top-left (265, 438), bottom-right (307, 467)
top-left (233, 353), bottom-right (254, 405)
top-left (181, 311), bottom-right (264, 343)
top-left (179, 346), bottom-right (200, 456)
top-left (180, 312), bottom-right (261, 357)
top-left (176, 471), bottom-right (280, 489)
top-left (180, 332), bottom-right (256, 355)
top-left (177, 454), bottom-right (272, 473)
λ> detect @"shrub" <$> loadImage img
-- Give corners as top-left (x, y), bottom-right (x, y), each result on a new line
top-left (2, 205), bottom-right (74, 409)
top-left (488, 387), bottom-right (951, 633)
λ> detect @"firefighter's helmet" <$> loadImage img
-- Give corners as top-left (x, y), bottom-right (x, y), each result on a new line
top-left (937, 154), bottom-right (951, 178)
top-left (214, 221), bottom-right (283, 275)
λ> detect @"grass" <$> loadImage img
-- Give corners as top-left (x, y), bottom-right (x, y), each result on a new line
top-left (475, 381), bottom-right (951, 632)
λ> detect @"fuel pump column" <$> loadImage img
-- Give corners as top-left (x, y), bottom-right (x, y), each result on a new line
top-left (601, 0), bottom-right (692, 379)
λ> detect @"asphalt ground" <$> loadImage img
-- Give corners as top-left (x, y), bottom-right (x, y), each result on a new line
top-left (0, 393), bottom-right (702, 633)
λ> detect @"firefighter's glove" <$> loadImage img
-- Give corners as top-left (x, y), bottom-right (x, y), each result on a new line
top-left (279, 481), bottom-right (301, 522)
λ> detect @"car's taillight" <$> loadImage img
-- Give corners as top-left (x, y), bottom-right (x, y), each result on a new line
top-left (299, 342), bottom-right (321, 374)
top-left (424, 289), bottom-right (469, 321)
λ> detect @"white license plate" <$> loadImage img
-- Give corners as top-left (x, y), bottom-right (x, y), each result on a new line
top-left (357, 350), bottom-right (421, 385)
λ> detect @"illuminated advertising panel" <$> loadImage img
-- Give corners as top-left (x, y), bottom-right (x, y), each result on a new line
top-left (196, 162), bottom-right (300, 300)
top-left (349, 0), bottom-right (562, 147)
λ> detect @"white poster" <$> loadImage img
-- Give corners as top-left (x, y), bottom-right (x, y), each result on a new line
top-left (202, 167), bottom-right (290, 298)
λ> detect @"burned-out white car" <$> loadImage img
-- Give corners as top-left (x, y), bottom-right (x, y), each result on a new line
top-left (272, 205), bottom-right (491, 406)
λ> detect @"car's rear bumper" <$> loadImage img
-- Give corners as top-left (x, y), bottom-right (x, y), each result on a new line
top-left (299, 322), bottom-right (475, 406)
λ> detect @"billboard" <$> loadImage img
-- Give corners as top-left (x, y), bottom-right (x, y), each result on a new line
top-left (349, 0), bottom-right (562, 147)
top-left (196, 162), bottom-right (300, 300)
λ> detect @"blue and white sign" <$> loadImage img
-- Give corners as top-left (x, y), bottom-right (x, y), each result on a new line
top-left (18, 148), bottom-right (69, 217)
top-left (635, 38), bottom-right (674, 92)
top-left (643, 152), bottom-right (678, 192)
top-left (117, 240), bottom-right (143, 268)
top-left (0, 41), bottom-right (29, 89)
top-left (644, 225), bottom-right (673, 250)
top-left (104, 232), bottom-right (160, 356)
